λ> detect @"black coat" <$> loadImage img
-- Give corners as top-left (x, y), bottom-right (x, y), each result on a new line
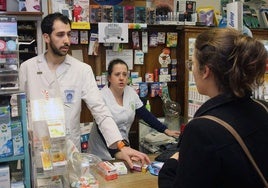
top-left (158, 94), bottom-right (268, 188)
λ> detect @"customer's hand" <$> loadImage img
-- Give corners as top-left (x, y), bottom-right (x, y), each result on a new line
top-left (164, 129), bottom-right (180, 138)
top-left (171, 152), bottom-right (179, 160)
top-left (115, 147), bottom-right (151, 169)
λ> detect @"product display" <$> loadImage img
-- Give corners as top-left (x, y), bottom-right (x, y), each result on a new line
top-left (0, 16), bottom-right (19, 90)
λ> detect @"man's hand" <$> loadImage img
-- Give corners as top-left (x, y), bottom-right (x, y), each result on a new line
top-left (114, 147), bottom-right (151, 169)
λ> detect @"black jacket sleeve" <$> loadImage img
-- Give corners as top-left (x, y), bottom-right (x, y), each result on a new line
top-left (136, 105), bottom-right (167, 133)
top-left (158, 158), bottom-right (178, 188)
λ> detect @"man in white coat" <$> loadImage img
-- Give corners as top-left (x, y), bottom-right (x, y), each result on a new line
top-left (19, 12), bottom-right (150, 168)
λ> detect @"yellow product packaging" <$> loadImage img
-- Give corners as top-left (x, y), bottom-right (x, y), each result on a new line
top-left (197, 6), bottom-right (217, 26)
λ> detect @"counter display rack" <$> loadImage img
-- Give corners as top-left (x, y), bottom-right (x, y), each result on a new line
top-left (0, 91), bottom-right (31, 188)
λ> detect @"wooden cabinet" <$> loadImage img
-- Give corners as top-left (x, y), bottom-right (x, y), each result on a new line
top-left (71, 24), bottom-right (182, 149)
top-left (176, 26), bottom-right (210, 119)
top-left (73, 24), bottom-right (182, 122)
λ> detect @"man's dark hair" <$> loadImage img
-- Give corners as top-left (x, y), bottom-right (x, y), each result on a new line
top-left (41, 12), bottom-right (71, 35)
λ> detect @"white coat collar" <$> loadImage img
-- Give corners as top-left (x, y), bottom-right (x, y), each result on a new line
top-left (36, 53), bottom-right (71, 85)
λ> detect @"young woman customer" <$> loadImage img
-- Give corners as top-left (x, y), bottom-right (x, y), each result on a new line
top-left (158, 27), bottom-right (268, 188)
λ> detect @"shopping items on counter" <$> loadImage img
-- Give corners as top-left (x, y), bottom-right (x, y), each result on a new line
top-left (67, 139), bottom-right (101, 188)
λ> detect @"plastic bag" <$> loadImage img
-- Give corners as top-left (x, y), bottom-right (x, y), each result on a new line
top-left (67, 139), bottom-right (101, 188)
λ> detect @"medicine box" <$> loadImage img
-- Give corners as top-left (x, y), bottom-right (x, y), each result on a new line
top-left (36, 176), bottom-right (63, 188)
top-left (97, 161), bottom-right (118, 181)
top-left (11, 118), bottom-right (24, 156)
top-left (113, 162), bottom-right (127, 175)
top-left (0, 164), bottom-right (10, 188)
top-left (132, 161), bottom-right (142, 172)
top-left (159, 74), bottom-right (171, 82)
top-left (131, 77), bottom-right (142, 84)
top-left (159, 67), bottom-right (169, 75)
top-left (0, 105), bottom-right (11, 125)
top-left (0, 105), bottom-right (13, 158)
top-left (11, 181), bottom-right (25, 188)
top-left (226, 1), bottom-right (243, 32)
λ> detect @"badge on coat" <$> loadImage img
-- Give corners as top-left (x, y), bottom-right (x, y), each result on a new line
top-left (64, 90), bottom-right (74, 103)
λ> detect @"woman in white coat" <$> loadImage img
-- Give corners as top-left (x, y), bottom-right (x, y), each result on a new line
top-left (89, 59), bottom-right (180, 160)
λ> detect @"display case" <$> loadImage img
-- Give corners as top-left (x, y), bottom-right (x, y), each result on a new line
top-left (18, 20), bottom-right (38, 64)
top-left (0, 91), bottom-right (31, 188)
top-left (0, 12), bottom-right (43, 65)
top-left (0, 16), bottom-right (19, 90)
top-left (16, 13), bottom-right (43, 65)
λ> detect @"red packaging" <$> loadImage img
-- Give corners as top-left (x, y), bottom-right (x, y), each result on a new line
top-left (0, 0), bottom-right (6, 11)
top-left (154, 68), bottom-right (159, 82)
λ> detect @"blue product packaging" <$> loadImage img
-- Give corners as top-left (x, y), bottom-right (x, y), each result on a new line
top-left (0, 105), bottom-right (13, 158)
top-left (139, 82), bottom-right (148, 98)
top-left (11, 118), bottom-right (24, 156)
top-left (0, 123), bottom-right (13, 158)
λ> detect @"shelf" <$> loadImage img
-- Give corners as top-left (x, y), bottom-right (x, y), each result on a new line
top-left (19, 39), bottom-right (36, 45)
top-left (19, 51), bottom-right (36, 54)
top-left (0, 11), bottom-right (43, 16)
top-left (18, 28), bottom-right (36, 30)
top-left (0, 89), bottom-right (24, 95)
top-left (0, 155), bottom-right (25, 163)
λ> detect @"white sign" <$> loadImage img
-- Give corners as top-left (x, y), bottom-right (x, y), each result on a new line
top-left (99, 23), bottom-right (129, 43)
top-left (106, 49), bottom-right (133, 70)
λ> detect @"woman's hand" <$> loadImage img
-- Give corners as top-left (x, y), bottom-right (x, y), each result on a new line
top-left (164, 129), bottom-right (180, 138)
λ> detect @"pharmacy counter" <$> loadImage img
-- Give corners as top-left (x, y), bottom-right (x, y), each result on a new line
top-left (95, 154), bottom-right (158, 188)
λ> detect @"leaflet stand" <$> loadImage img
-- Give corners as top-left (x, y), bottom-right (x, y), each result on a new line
top-left (30, 98), bottom-right (68, 187)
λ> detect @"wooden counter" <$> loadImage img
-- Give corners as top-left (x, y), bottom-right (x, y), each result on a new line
top-left (95, 154), bottom-right (159, 188)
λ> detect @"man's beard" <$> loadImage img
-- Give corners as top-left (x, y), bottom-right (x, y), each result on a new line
top-left (50, 42), bottom-right (69, 57)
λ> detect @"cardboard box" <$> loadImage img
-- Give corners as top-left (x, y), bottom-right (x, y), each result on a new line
top-left (97, 161), bottom-right (118, 181)
top-left (0, 164), bottom-right (10, 188)
top-left (36, 176), bottom-right (63, 188)
top-left (226, 1), bottom-right (243, 32)
top-left (19, 0), bottom-right (41, 12)
top-left (11, 118), bottom-right (24, 156)
top-left (159, 74), bottom-right (171, 82)
top-left (0, 105), bottom-right (11, 124)
top-left (0, 105), bottom-right (13, 158)
top-left (113, 162), bottom-right (127, 175)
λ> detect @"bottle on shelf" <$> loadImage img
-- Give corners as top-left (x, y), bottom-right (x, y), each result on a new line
top-left (146, 100), bottom-right (151, 112)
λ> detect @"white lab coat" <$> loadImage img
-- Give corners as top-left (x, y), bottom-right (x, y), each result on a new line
top-left (89, 85), bottom-right (143, 160)
top-left (19, 53), bottom-right (122, 151)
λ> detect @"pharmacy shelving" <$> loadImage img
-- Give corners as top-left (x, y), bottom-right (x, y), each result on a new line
top-left (0, 91), bottom-right (31, 188)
